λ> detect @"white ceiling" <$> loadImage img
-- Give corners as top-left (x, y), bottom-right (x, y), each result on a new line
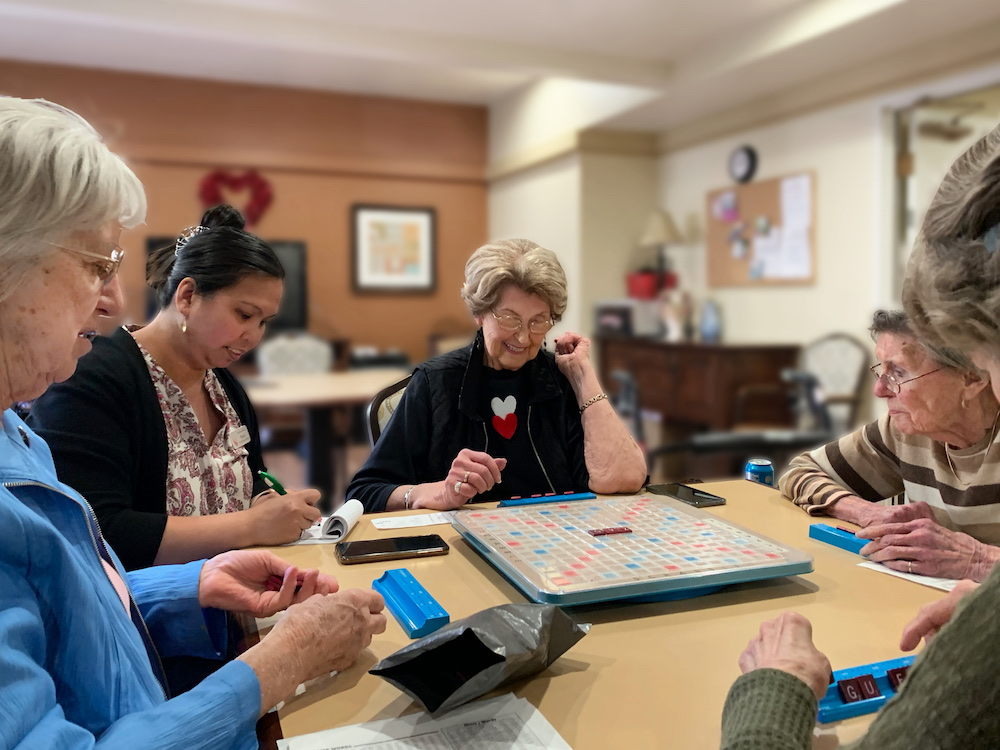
top-left (2, 0), bottom-right (1000, 134)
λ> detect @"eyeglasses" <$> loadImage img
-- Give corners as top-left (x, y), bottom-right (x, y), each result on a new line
top-left (491, 310), bottom-right (554, 335)
top-left (869, 363), bottom-right (943, 395)
top-left (45, 241), bottom-right (124, 286)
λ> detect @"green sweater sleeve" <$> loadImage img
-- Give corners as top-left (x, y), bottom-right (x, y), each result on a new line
top-left (721, 669), bottom-right (817, 750)
top-left (721, 563), bottom-right (1000, 749)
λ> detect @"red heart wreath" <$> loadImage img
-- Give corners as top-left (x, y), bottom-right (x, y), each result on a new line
top-left (198, 169), bottom-right (273, 227)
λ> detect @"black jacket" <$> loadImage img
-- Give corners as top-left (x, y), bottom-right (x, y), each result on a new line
top-left (347, 331), bottom-right (589, 512)
top-left (28, 327), bottom-right (268, 570)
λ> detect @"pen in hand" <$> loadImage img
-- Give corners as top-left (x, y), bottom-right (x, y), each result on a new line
top-left (258, 470), bottom-right (287, 495)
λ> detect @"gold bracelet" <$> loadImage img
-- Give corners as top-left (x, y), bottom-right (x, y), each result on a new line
top-left (403, 485), bottom-right (415, 510)
top-left (579, 392), bottom-right (609, 414)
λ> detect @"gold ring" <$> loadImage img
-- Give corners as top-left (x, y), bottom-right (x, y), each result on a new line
top-left (454, 480), bottom-right (463, 494)
top-left (464, 471), bottom-right (471, 483)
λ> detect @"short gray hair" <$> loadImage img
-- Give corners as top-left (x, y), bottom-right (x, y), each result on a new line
top-left (869, 309), bottom-right (912, 340)
top-left (460, 238), bottom-right (568, 320)
top-left (0, 97), bottom-right (146, 304)
top-left (869, 308), bottom-right (975, 370)
top-left (903, 123), bottom-right (1000, 360)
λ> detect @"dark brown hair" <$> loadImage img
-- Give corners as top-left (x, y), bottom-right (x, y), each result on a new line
top-left (146, 204), bottom-right (284, 309)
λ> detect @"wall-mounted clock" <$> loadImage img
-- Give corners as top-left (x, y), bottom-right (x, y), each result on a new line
top-left (728, 145), bottom-right (758, 183)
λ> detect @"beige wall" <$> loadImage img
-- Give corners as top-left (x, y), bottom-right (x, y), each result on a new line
top-left (658, 98), bottom-right (886, 354)
top-left (488, 154), bottom-right (583, 336)
top-left (0, 58), bottom-right (488, 364)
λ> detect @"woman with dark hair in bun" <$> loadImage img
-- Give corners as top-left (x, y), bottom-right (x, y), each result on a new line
top-left (29, 204), bottom-right (322, 570)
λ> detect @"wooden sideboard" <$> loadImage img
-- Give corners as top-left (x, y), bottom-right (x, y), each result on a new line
top-left (596, 335), bottom-right (800, 430)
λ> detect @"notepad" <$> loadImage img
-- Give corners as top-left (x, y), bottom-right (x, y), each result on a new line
top-left (290, 498), bottom-right (364, 545)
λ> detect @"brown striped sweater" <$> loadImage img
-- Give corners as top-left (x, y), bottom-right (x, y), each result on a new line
top-left (779, 413), bottom-right (1000, 545)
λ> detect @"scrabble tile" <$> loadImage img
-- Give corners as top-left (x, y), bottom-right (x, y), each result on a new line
top-left (837, 678), bottom-right (864, 703)
top-left (856, 674), bottom-right (881, 699)
top-left (886, 666), bottom-right (909, 690)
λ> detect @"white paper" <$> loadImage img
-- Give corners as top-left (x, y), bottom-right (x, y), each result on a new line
top-left (778, 226), bottom-right (811, 279)
top-left (751, 227), bottom-right (782, 279)
top-left (781, 174), bottom-right (812, 231)
top-left (372, 511), bottom-right (457, 530)
top-left (857, 561), bottom-right (959, 592)
top-left (277, 694), bottom-right (572, 750)
top-left (289, 499), bottom-right (364, 545)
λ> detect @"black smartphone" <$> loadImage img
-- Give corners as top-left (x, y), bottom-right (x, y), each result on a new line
top-left (647, 482), bottom-right (726, 508)
top-left (335, 534), bottom-right (450, 565)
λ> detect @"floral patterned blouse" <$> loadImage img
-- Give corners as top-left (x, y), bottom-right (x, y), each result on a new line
top-left (134, 338), bottom-right (255, 517)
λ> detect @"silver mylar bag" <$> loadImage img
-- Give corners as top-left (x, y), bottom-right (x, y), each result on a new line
top-left (369, 603), bottom-right (589, 715)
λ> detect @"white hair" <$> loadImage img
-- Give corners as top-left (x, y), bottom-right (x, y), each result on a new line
top-left (0, 97), bottom-right (146, 303)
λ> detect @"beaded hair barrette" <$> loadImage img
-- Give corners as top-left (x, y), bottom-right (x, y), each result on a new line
top-left (175, 225), bottom-right (208, 256)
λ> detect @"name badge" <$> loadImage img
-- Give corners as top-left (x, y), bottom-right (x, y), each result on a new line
top-left (230, 425), bottom-right (251, 448)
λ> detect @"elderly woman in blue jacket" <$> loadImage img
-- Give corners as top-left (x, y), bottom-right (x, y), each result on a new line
top-left (347, 238), bottom-right (647, 512)
top-left (0, 97), bottom-right (385, 749)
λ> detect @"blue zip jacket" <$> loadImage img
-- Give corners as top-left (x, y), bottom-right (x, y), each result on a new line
top-left (0, 410), bottom-right (261, 749)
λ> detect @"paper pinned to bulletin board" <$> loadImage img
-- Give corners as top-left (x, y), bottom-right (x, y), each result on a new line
top-left (706, 172), bottom-right (815, 287)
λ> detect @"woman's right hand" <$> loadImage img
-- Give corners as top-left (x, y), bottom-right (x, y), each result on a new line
top-left (737, 611), bottom-right (832, 700)
top-left (412, 449), bottom-right (507, 510)
top-left (247, 489), bottom-right (322, 545)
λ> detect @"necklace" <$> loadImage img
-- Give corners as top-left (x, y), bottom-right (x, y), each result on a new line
top-left (945, 409), bottom-right (1000, 488)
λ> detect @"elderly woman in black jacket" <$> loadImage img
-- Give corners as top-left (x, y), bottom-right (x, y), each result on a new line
top-left (348, 238), bottom-right (646, 512)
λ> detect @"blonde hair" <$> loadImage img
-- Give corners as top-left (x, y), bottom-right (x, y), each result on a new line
top-left (460, 238), bottom-right (568, 320)
top-left (903, 123), bottom-right (1000, 359)
top-left (0, 97), bottom-right (146, 304)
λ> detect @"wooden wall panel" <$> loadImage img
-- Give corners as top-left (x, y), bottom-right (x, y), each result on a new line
top-left (0, 58), bottom-right (488, 363)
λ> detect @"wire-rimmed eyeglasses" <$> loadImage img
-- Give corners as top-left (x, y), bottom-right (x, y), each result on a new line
top-left (869, 363), bottom-right (943, 395)
top-left (491, 311), bottom-right (554, 335)
top-left (45, 241), bottom-right (124, 286)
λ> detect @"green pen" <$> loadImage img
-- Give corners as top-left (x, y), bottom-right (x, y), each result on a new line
top-left (258, 470), bottom-right (287, 495)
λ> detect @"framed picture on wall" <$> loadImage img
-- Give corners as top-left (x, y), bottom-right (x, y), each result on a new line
top-left (352, 204), bottom-right (436, 292)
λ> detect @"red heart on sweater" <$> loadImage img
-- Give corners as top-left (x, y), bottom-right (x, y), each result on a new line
top-left (492, 413), bottom-right (517, 439)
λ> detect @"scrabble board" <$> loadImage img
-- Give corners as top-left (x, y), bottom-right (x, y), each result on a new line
top-left (451, 495), bottom-right (813, 605)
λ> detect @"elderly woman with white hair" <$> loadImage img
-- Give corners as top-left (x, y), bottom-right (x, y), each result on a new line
top-left (716, 125), bottom-right (1000, 748)
top-left (0, 97), bottom-right (385, 749)
top-left (347, 238), bottom-right (647, 512)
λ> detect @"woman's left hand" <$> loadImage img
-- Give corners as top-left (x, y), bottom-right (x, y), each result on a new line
top-left (857, 518), bottom-right (996, 580)
top-left (553, 331), bottom-right (594, 383)
top-left (198, 549), bottom-right (339, 617)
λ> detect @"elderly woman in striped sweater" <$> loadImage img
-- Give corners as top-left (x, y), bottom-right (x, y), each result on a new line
top-left (780, 309), bottom-right (1000, 581)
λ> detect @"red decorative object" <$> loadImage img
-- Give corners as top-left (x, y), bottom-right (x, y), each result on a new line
top-left (198, 169), bottom-right (273, 227)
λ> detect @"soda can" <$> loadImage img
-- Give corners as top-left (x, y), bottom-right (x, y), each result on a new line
top-left (745, 458), bottom-right (774, 486)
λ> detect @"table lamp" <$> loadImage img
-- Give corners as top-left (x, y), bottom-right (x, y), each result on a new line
top-left (639, 209), bottom-right (684, 290)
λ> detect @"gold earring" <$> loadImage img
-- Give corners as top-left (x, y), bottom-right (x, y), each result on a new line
top-left (180, 319), bottom-right (188, 334)
top-left (962, 398), bottom-right (968, 409)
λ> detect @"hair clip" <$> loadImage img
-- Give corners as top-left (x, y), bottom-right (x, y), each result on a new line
top-left (981, 223), bottom-right (1000, 255)
top-left (175, 225), bottom-right (208, 256)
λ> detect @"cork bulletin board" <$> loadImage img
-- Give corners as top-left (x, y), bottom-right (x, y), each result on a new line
top-left (705, 171), bottom-right (815, 287)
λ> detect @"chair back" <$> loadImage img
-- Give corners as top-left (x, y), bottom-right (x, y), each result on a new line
top-left (366, 375), bottom-right (412, 447)
top-left (257, 333), bottom-right (333, 375)
top-left (798, 333), bottom-right (869, 433)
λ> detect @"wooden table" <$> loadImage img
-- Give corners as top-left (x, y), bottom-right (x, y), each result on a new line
top-left (259, 480), bottom-right (943, 748)
top-left (243, 369), bottom-right (411, 503)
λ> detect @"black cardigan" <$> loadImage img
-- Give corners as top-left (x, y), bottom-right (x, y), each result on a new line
top-left (346, 331), bottom-right (589, 512)
top-left (28, 327), bottom-right (268, 570)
